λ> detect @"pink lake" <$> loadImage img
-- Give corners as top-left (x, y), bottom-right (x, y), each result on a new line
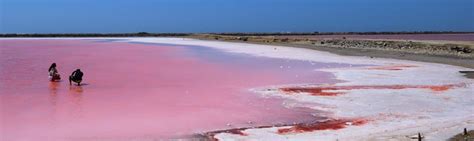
top-left (0, 39), bottom-right (349, 140)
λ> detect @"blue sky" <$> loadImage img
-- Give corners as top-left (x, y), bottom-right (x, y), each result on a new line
top-left (1, 0), bottom-right (473, 33)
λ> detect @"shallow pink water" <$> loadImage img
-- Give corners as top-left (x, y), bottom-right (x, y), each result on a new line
top-left (0, 39), bottom-right (339, 140)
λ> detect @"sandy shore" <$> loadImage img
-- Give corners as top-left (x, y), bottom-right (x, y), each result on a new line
top-left (190, 34), bottom-right (474, 70)
top-left (191, 34), bottom-right (474, 81)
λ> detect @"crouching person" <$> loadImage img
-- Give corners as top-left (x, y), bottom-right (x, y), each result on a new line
top-left (48, 63), bottom-right (61, 81)
top-left (69, 69), bottom-right (84, 86)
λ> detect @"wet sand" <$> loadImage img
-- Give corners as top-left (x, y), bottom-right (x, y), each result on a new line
top-left (269, 42), bottom-right (474, 69)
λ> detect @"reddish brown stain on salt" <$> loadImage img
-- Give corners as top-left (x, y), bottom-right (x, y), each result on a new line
top-left (277, 118), bottom-right (368, 134)
top-left (280, 87), bottom-right (343, 96)
top-left (280, 84), bottom-right (464, 96)
top-left (427, 85), bottom-right (452, 91)
top-left (206, 128), bottom-right (251, 140)
top-left (368, 65), bottom-right (417, 71)
top-left (226, 129), bottom-right (248, 136)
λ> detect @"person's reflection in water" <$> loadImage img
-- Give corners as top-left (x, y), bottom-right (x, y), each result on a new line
top-left (48, 81), bottom-right (60, 125)
top-left (49, 82), bottom-right (59, 105)
top-left (69, 85), bottom-right (84, 119)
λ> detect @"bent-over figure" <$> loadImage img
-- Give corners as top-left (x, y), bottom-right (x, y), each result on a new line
top-left (69, 69), bottom-right (84, 86)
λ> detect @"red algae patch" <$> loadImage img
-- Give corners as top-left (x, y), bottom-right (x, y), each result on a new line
top-left (280, 87), bottom-right (343, 96)
top-left (368, 64), bottom-right (417, 71)
top-left (204, 118), bottom-right (368, 138)
top-left (204, 126), bottom-right (264, 140)
top-left (277, 118), bottom-right (368, 134)
top-left (427, 85), bottom-right (453, 91)
top-left (226, 129), bottom-right (248, 136)
top-left (203, 128), bottom-right (249, 141)
top-left (280, 83), bottom-right (465, 96)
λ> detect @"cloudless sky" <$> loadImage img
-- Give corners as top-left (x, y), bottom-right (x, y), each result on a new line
top-left (0, 0), bottom-right (473, 33)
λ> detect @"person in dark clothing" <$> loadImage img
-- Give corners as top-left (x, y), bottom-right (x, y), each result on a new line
top-left (69, 69), bottom-right (84, 86)
top-left (48, 63), bottom-right (61, 81)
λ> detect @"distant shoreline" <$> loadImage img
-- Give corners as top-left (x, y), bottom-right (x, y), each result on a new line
top-left (0, 32), bottom-right (189, 37)
top-left (1, 31), bottom-right (474, 37)
top-left (188, 34), bottom-right (474, 71)
top-left (3, 34), bottom-right (473, 77)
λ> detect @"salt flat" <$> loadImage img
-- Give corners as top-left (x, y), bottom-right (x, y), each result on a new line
top-left (129, 38), bottom-right (474, 140)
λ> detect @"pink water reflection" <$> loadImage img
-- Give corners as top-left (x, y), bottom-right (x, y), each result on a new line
top-left (0, 39), bottom-right (339, 140)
